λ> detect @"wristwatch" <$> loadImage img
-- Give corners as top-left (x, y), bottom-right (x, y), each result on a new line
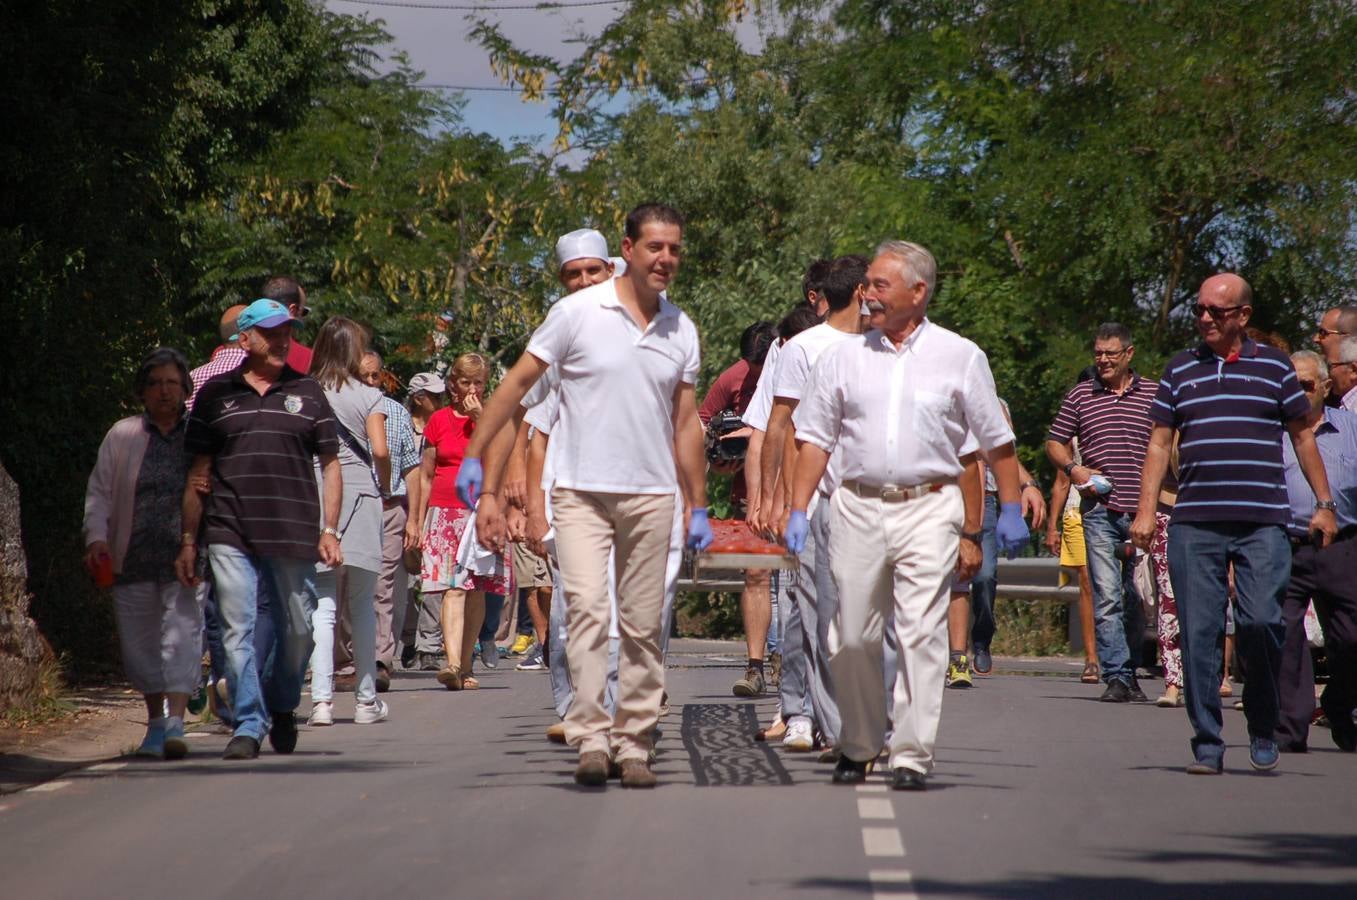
top-left (1061, 461), bottom-right (1077, 477)
top-left (180, 532), bottom-right (196, 547)
top-left (1020, 480), bottom-right (1041, 492)
top-left (960, 530), bottom-right (984, 545)
top-left (321, 526), bottom-right (341, 538)
top-left (1315, 499), bottom-right (1337, 512)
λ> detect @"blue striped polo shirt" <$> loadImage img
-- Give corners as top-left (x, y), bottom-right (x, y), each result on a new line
top-left (1149, 338), bottom-right (1309, 525)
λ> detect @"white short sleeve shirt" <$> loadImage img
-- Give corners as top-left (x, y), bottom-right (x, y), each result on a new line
top-left (773, 323), bottom-right (855, 401)
top-left (795, 320), bottom-right (1014, 486)
top-left (526, 277), bottom-right (700, 494)
top-left (743, 338), bottom-right (783, 432)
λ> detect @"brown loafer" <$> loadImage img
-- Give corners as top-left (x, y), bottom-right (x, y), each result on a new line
top-left (618, 758), bottom-right (657, 788)
top-left (574, 751), bottom-right (609, 786)
top-left (755, 717), bottom-right (787, 742)
top-left (546, 722), bottom-right (567, 744)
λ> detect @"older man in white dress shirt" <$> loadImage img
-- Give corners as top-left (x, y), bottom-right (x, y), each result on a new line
top-left (786, 240), bottom-right (1029, 790)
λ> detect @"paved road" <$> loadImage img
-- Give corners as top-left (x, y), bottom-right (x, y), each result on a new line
top-left (2, 643), bottom-right (1354, 899)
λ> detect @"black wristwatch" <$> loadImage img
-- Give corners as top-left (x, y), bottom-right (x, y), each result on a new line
top-left (960, 530), bottom-right (984, 545)
top-left (1061, 461), bottom-right (1077, 477)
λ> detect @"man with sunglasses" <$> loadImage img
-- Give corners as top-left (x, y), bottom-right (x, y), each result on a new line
top-left (1275, 351), bottom-right (1357, 754)
top-left (1130, 273), bottom-right (1338, 776)
top-left (1325, 334), bottom-right (1357, 413)
top-left (1313, 305), bottom-right (1357, 362)
top-left (1047, 323), bottom-right (1156, 703)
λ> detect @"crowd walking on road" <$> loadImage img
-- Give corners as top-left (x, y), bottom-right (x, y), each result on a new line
top-left (83, 206), bottom-right (1357, 786)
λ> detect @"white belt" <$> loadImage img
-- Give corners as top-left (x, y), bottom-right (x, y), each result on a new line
top-left (841, 479), bottom-right (953, 502)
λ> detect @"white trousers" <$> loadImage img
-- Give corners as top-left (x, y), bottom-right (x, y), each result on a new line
top-left (829, 485), bottom-right (962, 774)
top-left (112, 579), bottom-right (203, 695)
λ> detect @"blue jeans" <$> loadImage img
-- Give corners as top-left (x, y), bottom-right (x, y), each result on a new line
top-left (1167, 522), bottom-right (1288, 765)
top-left (1081, 501), bottom-right (1145, 685)
top-left (969, 494), bottom-right (999, 651)
top-left (479, 593), bottom-right (505, 644)
top-left (207, 545), bottom-right (317, 741)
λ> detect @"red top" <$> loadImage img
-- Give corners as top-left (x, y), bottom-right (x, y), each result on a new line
top-left (287, 340), bottom-right (313, 375)
top-left (424, 406), bottom-right (474, 509)
top-left (699, 359), bottom-right (762, 507)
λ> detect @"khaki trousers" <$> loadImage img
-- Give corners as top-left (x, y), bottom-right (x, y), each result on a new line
top-left (829, 485), bottom-right (962, 774)
top-left (551, 487), bottom-right (675, 761)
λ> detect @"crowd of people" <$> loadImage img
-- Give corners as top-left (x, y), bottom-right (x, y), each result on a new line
top-left (82, 204), bottom-right (1355, 786)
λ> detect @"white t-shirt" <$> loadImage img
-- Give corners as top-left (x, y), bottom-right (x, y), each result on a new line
top-left (795, 319), bottom-right (1013, 487)
top-left (778, 323), bottom-right (856, 499)
top-left (526, 277), bottom-right (700, 494)
top-left (743, 338), bottom-right (782, 432)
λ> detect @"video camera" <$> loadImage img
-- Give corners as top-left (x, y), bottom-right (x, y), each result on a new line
top-left (705, 409), bottom-right (748, 465)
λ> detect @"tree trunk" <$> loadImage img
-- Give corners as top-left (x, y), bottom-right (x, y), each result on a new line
top-left (0, 461), bottom-right (55, 715)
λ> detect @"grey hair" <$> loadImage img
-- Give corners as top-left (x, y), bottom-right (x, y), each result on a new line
top-left (363, 349), bottom-right (383, 368)
top-left (1333, 304), bottom-right (1357, 334)
top-left (1291, 349), bottom-right (1329, 382)
top-left (875, 240), bottom-right (937, 303)
top-left (1340, 334), bottom-right (1357, 364)
top-left (1094, 322), bottom-right (1133, 347)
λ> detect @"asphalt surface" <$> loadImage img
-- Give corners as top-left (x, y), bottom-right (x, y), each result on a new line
top-left (2, 642), bottom-right (1354, 899)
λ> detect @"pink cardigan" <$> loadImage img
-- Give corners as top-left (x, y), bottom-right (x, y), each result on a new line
top-left (82, 416), bottom-right (154, 574)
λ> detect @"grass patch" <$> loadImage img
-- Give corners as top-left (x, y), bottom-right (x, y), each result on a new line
top-left (989, 598), bottom-right (1072, 657)
top-left (0, 654), bottom-right (77, 728)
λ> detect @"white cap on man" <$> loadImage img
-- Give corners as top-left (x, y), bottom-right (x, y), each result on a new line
top-left (555, 228), bottom-right (610, 270)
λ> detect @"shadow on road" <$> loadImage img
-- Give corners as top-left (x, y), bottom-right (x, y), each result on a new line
top-left (790, 874), bottom-right (1356, 898)
top-left (681, 703), bottom-right (793, 786)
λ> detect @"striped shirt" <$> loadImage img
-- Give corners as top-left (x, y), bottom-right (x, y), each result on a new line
top-left (186, 367), bottom-right (339, 560)
top-left (1149, 338), bottom-right (1309, 525)
top-left (1046, 373), bottom-right (1158, 514)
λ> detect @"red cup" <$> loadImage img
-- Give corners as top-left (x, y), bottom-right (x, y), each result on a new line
top-left (89, 552), bottom-right (114, 589)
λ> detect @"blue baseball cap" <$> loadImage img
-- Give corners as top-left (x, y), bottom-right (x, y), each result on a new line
top-left (235, 298), bottom-right (300, 335)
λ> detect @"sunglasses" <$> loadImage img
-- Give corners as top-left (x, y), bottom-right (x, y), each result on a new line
top-left (1298, 379), bottom-right (1317, 392)
top-left (1315, 326), bottom-right (1350, 339)
top-left (1193, 303), bottom-right (1245, 321)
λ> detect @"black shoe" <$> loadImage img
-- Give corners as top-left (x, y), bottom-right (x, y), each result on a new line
top-left (891, 768), bottom-right (927, 791)
top-left (400, 645), bottom-right (417, 670)
top-left (375, 662), bottom-right (392, 693)
top-left (268, 712), bottom-right (298, 754)
top-left (416, 652), bottom-right (443, 672)
top-left (1278, 740), bottom-right (1308, 753)
top-left (1322, 695), bottom-right (1357, 752)
top-left (222, 735), bottom-right (260, 760)
top-left (1127, 677), bottom-right (1149, 703)
top-left (1100, 680), bottom-right (1132, 703)
top-left (832, 756), bottom-right (871, 784)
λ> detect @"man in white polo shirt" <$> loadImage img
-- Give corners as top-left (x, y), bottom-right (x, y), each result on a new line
top-left (753, 255), bottom-right (868, 753)
top-left (458, 204), bottom-right (710, 789)
top-left (788, 240), bottom-right (1028, 790)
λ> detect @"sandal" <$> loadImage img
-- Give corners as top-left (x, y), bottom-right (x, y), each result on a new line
top-left (1080, 661), bottom-right (1100, 684)
top-left (1219, 680), bottom-right (1233, 698)
top-left (436, 665), bottom-right (463, 691)
top-left (462, 674), bottom-right (480, 690)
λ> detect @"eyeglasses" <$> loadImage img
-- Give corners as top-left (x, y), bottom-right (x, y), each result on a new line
top-left (1298, 379), bottom-right (1317, 392)
top-left (1315, 326), bottom-right (1351, 339)
top-left (1092, 348), bottom-right (1129, 360)
top-left (1193, 303), bottom-right (1245, 321)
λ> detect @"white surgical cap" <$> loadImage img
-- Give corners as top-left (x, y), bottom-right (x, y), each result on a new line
top-left (555, 229), bottom-right (610, 270)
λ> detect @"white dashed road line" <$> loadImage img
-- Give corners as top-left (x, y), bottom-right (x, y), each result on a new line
top-left (857, 797), bottom-right (895, 820)
top-left (869, 868), bottom-right (919, 899)
top-left (27, 780), bottom-right (71, 793)
top-left (861, 826), bottom-right (905, 857)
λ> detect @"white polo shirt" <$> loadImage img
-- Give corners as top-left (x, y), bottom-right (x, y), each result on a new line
top-left (526, 277), bottom-right (700, 494)
top-left (742, 338), bottom-right (783, 432)
top-left (795, 319), bottom-right (1014, 487)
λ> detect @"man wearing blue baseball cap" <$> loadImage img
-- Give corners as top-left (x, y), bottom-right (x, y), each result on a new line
top-left (176, 298), bottom-right (344, 760)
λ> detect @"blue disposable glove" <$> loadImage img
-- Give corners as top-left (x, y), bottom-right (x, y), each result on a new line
top-left (784, 509), bottom-right (809, 555)
top-left (455, 458), bottom-right (483, 508)
top-left (686, 507), bottom-right (713, 552)
top-left (995, 501), bottom-right (1028, 559)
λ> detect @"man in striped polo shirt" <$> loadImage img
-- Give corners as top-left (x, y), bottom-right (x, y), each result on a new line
top-left (1130, 273), bottom-right (1338, 775)
top-left (1047, 323), bottom-right (1156, 703)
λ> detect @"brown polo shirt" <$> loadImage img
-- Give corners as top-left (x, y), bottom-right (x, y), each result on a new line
top-left (186, 365), bottom-right (338, 561)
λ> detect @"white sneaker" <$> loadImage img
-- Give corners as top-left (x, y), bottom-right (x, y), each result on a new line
top-left (782, 715), bottom-right (814, 751)
top-left (354, 698), bottom-right (389, 725)
top-left (308, 701), bottom-right (333, 727)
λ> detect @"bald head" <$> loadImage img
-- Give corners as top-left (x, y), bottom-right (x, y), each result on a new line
top-left (219, 304), bottom-right (248, 343)
top-left (1199, 273), bottom-right (1253, 308)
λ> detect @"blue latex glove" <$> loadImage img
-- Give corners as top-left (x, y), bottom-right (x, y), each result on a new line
top-left (686, 507), bottom-right (713, 552)
top-left (784, 509), bottom-right (809, 555)
top-left (456, 458), bottom-right (483, 509)
top-left (995, 501), bottom-right (1028, 559)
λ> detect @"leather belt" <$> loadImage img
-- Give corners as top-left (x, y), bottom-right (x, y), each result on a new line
top-left (842, 479), bottom-right (953, 502)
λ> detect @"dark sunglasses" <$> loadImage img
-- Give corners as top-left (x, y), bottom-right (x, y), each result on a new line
top-left (1193, 303), bottom-right (1244, 320)
top-left (1298, 379), bottom-right (1317, 392)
